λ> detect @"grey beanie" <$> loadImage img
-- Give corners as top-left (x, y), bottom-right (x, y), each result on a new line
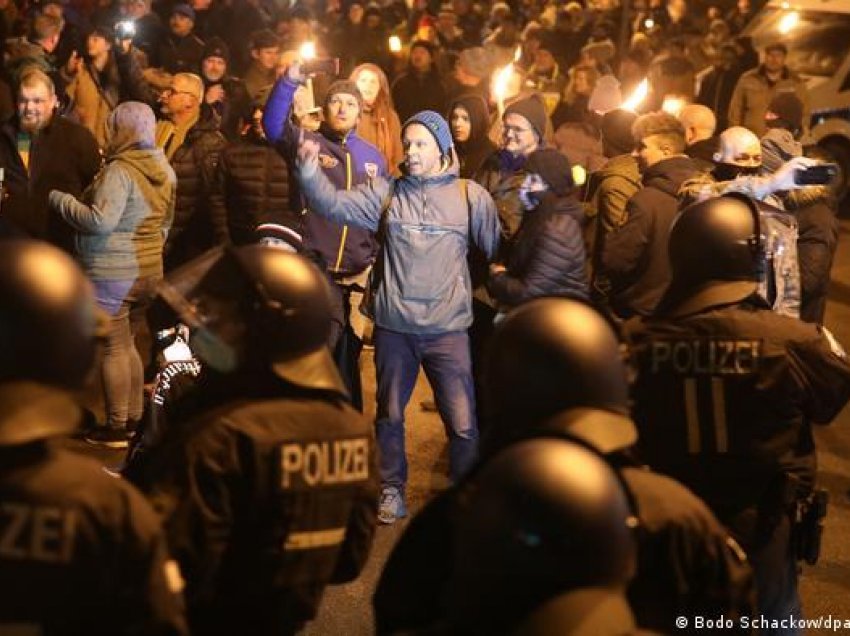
top-left (403, 110), bottom-right (454, 156)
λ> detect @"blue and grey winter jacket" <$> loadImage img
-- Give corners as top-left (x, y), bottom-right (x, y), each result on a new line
top-left (298, 160), bottom-right (501, 334)
top-left (263, 78), bottom-right (387, 276)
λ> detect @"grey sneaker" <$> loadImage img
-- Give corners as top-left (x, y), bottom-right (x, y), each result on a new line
top-left (378, 486), bottom-right (407, 525)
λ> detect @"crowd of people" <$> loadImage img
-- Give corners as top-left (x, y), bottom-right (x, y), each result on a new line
top-left (2, 0), bottom-right (850, 633)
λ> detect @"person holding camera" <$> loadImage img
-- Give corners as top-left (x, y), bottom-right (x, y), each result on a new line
top-left (263, 60), bottom-right (388, 407)
top-left (64, 22), bottom-right (156, 149)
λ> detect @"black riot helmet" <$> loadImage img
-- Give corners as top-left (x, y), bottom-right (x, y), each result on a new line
top-left (0, 240), bottom-right (104, 445)
top-left (156, 245), bottom-right (346, 395)
top-left (483, 298), bottom-right (637, 458)
top-left (656, 194), bottom-right (763, 318)
top-left (445, 439), bottom-right (638, 635)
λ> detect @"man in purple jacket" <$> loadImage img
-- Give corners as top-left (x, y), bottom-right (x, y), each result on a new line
top-left (263, 65), bottom-right (388, 405)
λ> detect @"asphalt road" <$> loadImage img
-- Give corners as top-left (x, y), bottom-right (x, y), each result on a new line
top-left (71, 218), bottom-right (850, 635)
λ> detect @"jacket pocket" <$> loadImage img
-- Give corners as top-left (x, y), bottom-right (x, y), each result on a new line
top-left (395, 223), bottom-right (459, 302)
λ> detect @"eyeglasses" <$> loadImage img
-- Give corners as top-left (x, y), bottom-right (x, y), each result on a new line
top-left (163, 88), bottom-right (197, 99)
top-left (503, 124), bottom-right (532, 137)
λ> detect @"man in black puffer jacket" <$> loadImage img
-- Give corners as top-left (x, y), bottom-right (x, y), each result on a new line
top-left (156, 72), bottom-right (228, 270)
top-left (599, 112), bottom-right (701, 319)
top-left (487, 148), bottom-right (587, 310)
top-left (210, 104), bottom-right (299, 246)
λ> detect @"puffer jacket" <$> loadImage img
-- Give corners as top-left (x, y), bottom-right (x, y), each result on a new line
top-left (158, 115), bottom-right (227, 269)
top-left (209, 129), bottom-right (298, 245)
top-left (297, 159), bottom-right (501, 334)
top-left (487, 192), bottom-right (588, 308)
top-left (50, 103), bottom-right (177, 280)
top-left (601, 155), bottom-right (701, 318)
top-left (263, 77), bottom-right (387, 276)
top-left (727, 66), bottom-right (809, 138)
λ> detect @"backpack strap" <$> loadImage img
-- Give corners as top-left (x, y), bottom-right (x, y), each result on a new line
top-left (458, 177), bottom-right (472, 244)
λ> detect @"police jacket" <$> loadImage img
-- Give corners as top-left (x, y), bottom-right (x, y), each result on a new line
top-left (487, 192), bottom-right (588, 308)
top-left (0, 114), bottom-right (101, 251)
top-left (297, 158), bottom-right (501, 335)
top-left (209, 128), bottom-right (298, 246)
top-left (263, 78), bottom-right (387, 277)
top-left (373, 444), bottom-right (754, 634)
top-left (625, 300), bottom-right (850, 519)
top-left (600, 155), bottom-right (701, 318)
top-left (131, 370), bottom-right (379, 636)
top-left (0, 383), bottom-right (188, 636)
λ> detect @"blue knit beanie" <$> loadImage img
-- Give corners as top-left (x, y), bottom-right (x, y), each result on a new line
top-left (403, 110), bottom-right (454, 157)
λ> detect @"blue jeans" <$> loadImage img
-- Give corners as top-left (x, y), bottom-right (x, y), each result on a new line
top-left (94, 277), bottom-right (158, 428)
top-left (374, 327), bottom-right (478, 489)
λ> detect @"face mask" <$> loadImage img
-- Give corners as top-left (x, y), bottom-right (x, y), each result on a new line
top-left (519, 188), bottom-right (543, 210)
top-left (713, 163), bottom-right (761, 181)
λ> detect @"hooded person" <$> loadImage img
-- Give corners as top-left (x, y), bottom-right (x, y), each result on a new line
top-left (448, 92), bottom-right (497, 178)
top-left (351, 62), bottom-right (404, 172)
top-left (761, 93), bottom-right (839, 325)
top-left (48, 101), bottom-right (178, 447)
top-left (487, 148), bottom-right (588, 310)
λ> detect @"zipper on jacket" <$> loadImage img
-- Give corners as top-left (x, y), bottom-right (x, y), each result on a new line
top-left (333, 146), bottom-right (352, 272)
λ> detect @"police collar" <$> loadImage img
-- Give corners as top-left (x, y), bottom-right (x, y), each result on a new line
top-left (0, 382), bottom-right (81, 447)
top-left (655, 279), bottom-right (761, 319)
top-left (537, 408), bottom-right (638, 455)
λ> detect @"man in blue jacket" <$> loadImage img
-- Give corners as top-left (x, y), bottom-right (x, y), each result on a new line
top-left (263, 64), bottom-right (388, 406)
top-left (291, 85), bottom-right (501, 524)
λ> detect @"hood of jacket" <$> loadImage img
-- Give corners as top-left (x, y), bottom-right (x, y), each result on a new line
top-left (106, 101), bottom-right (157, 156)
top-left (111, 147), bottom-right (174, 188)
top-left (641, 155), bottom-right (699, 197)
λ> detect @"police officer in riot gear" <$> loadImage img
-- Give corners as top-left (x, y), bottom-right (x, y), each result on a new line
top-left (625, 194), bottom-right (850, 632)
top-left (374, 298), bottom-right (755, 635)
top-left (0, 239), bottom-right (188, 636)
top-left (129, 245), bottom-right (379, 636)
top-left (445, 438), bottom-right (640, 635)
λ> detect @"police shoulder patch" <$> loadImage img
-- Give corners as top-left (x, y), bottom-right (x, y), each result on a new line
top-left (319, 154), bottom-right (339, 169)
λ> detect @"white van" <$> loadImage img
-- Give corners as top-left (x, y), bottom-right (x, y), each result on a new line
top-left (744, 0), bottom-right (850, 200)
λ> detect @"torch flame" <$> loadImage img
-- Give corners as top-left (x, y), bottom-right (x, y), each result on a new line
top-left (622, 78), bottom-right (649, 112)
top-left (494, 47), bottom-right (522, 110)
top-left (388, 35), bottom-right (402, 53)
top-left (299, 41), bottom-right (317, 61)
top-left (778, 11), bottom-right (799, 34)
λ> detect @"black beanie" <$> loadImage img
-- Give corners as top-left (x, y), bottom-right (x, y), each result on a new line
top-left (202, 37), bottom-right (230, 64)
top-left (765, 92), bottom-right (804, 136)
top-left (504, 94), bottom-right (548, 142)
top-left (525, 148), bottom-right (574, 196)
top-left (600, 108), bottom-right (638, 156)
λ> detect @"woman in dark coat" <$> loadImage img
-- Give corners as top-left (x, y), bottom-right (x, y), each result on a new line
top-left (487, 148), bottom-right (588, 310)
top-left (448, 92), bottom-right (496, 179)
